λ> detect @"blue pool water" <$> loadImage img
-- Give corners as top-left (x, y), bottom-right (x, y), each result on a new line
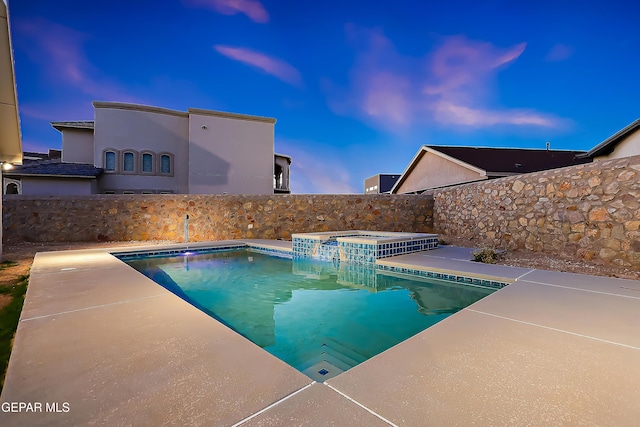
top-left (125, 249), bottom-right (494, 381)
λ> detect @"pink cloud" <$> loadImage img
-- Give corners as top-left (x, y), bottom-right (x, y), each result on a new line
top-left (325, 26), bottom-right (566, 131)
top-left (19, 102), bottom-right (93, 121)
top-left (14, 18), bottom-right (140, 103)
top-left (545, 43), bottom-right (574, 62)
top-left (183, 0), bottom-right (269, 23)
top-left (214, 45), bottom-right (303, 87)
top-left (21, 139), bottom-right (59, 154)
top-left (431, 102), bottom-right (559, 127)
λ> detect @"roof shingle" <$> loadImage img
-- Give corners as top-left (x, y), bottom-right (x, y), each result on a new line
top-left (5, 160), bottom-right (102, 178)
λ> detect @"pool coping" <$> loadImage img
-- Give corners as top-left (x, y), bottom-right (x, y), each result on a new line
top-left (2, 240), bottom-right (640, 425)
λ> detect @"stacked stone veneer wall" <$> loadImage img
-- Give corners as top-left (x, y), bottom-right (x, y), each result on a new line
top-left (2, 194), bottom-right (433, 244)
top-left (434, 155), bottom-right (640, 267)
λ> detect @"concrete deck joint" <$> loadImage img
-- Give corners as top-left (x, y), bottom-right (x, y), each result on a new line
top-left (514, 269), bottom-right (536, 281)
top-left (466, 309), bottom-right (640, 351)
top-left (20, 293), bottom-right (169, 322)
top-left (324, 383), bottom-right (399, 427)
top-left (520, 280), bottom-right (640, 299)
top-left (230, 382), bottom-right (316, 427)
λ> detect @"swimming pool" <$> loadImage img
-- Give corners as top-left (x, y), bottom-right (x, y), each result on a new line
top-left (125, 248), bottom-right (494, 381)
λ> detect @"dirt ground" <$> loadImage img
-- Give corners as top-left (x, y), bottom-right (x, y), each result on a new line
top-left (1, 238), bottom-right (639, 311)
top-left (442, 236), bottom-right (640, 281)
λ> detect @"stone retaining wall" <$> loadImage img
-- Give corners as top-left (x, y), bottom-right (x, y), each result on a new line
top-left (433, 155), bottom-right (640, 267)
top-left (2, 194), bottom-right (434, 244)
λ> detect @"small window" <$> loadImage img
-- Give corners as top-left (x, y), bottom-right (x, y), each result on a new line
top-left (5, 181), bottom-right (20, 195)
top-left (141, 191), bottom-right (153, 194)
top-left (104, 190), bottom-right (116, 194)
top-left (142, 153), bottom-right (153, 173)
top-left (123, 190), bottom-right (135, 194)
top-left (160, 154), bottom-right (171, 174)
top-left (105, 151), bottom-right (116, 171)
top-left (123, 152), bottom-right (135, 172)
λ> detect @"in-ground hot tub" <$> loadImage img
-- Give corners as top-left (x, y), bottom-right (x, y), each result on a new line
top-left (292, 230), bottom-right (439, 264)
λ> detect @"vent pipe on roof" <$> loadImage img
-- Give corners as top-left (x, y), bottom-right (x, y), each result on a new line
top-left (546, 141), bottom-right (550, 151)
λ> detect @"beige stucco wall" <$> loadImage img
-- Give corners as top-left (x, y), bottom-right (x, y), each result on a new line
top-left (395, 150), bottom-right (486, 193)
top-left (21, 177), bottom-right (95, 195)
top-left (188, 110), bottom-right (275, 194)
top-left (594, 130), bottom-right (640, 161)
top-left (61, 128), bottom-right (94, 163)
top-left (93, 103), bottom-right (190, 194)
top-left (0, 1), bottom-right (21, 165)
top-left (364, 175), bottom-right (379, 194)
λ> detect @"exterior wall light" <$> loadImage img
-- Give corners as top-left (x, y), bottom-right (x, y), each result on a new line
top-left (2, 162), bottom-right (14, 171)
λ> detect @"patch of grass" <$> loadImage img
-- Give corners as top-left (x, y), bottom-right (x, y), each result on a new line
top-left (0, 274), bottom-right (29, 393)
top-left (472, 248), bottom-right (503, 264)
top-left (0, 260), bottom-right (18, 270)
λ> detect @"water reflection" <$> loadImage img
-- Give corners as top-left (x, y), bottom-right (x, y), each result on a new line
top-left (126, 249), bottom-right (495, 378)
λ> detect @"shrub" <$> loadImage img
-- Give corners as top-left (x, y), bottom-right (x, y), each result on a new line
top-left (472, 248), bottom-right (503, 264)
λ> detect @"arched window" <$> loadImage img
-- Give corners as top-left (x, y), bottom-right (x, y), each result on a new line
top-left (158, 153), bottom-right (173, 176)
top-left (3, 178), bottom-right (21, 195)
top-left (141, 152), bottom-right (154, 173)
top-left (104, 150), bottom-right (117, 172)
top-left (122, 151), bottom-right (136, 173)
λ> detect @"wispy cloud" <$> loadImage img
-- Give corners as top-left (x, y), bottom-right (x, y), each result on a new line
top-left (214, 45), bottom-right (303, 87)
top-left (14, 17), bottom-right (140, 103)
top-left (325, 26), bottom-right (566, 132)
top-left (21, 138), bottom-right (58, 153)
top-left (19, 102), bottom-right (93, 121)
top-left (545, 43), bottom-right (574, 62)
top-left (276, 138), bottom-right (359, 194)
top-left (183, 0), bottom-right (269, 23)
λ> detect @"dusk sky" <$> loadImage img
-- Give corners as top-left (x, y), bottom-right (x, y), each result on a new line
top-left (7, 0), bottom-right (640, 193)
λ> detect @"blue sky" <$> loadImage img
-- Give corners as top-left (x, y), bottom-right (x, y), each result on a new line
top-left (7, 0), bottom-right (640, 193)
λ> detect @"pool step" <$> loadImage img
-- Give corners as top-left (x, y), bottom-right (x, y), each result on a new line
top-left (295, 336), bottom-right (369, 376)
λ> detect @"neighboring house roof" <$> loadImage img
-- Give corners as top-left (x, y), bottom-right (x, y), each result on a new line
top-left (274, 153), bottom-right (292, 163)
top-left (576, 119), bottom-right (640, 159)
top-left (51, 121), bottom-right (95, 131)
top-left (392, 145), bottom-right (590, 193)
top-left (428, 146), bottom-right (589, 175)
top-left (22, 149), bottom-right (62, 162)
top-left (4, 160), bottom-right (103, 178)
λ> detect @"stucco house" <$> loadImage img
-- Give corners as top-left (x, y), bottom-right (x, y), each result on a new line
top-left (364, 174), bottom-right (401, 194)
top-left (3, 101), bottom-right (292, 195)
top-left (576, 118), bottom-right (640, 161)
top-left (391, 145), bottom-right (590, 194)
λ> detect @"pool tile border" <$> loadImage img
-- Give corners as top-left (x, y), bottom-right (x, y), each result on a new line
top-left (376, 264), bottom-right (510, 289)
top-left (114, 243), bottom-right (293, 261)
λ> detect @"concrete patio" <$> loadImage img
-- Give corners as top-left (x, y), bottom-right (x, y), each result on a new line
top-left (1, 240), bottom-right (639, 426)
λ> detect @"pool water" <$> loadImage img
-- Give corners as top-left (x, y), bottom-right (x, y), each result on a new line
top-left (126, 249), bottom-right (494, 381)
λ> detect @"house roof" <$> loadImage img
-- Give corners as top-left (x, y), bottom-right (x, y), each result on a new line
top-left (391, 145), bottom-right (590, 193)
top-left (4, 160), bottom-right (103, 178)
top-left (576, 119), bottom-right (640, 159)
top-left (22, 149), bottom-right (62, 162)
top-left (428, 146), bottom-right (589, 175)
top-left (51, 121), bottom-right (95, 132)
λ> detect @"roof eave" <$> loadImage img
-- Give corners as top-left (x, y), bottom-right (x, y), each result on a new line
top-left (580, 119), bottom-right (640, 158)
top-left (4, 173), bottom-right (99, 179)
